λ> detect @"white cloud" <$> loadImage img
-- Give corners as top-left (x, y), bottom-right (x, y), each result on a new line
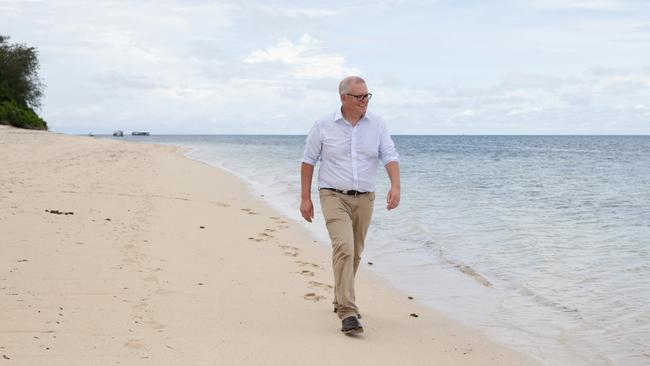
top-left (243, 34), bottom-right (360, 79)
top-left (275, 7), bottom-right (340, 18)
top-left (445, 109), bottom-right (476, 125)
top-left (371, 66), bottom-right (650, 134)
top-left (0, 4), bottom-right (21, 15)
top-left (528, 0), bottom-right (626, 11)
top-left (244, 34), bottom-right (319, 64)
top-left (506, 107), bottom-right (544, 116)
top-left (253, 4), bottom-right (342, 19)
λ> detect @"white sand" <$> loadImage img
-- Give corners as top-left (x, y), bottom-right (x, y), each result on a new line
top-left (0, 127), bottom-right (537, 365)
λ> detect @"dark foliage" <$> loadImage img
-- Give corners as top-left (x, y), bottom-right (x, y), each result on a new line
top-left (0, 35), bottom-right (47, 130)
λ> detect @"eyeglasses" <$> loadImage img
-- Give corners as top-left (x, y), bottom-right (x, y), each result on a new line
top-left (345, 93), bottom-right (372, 101)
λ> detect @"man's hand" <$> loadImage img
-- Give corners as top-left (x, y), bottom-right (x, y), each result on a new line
top-left (300, 163), bottom-right (315, 223)
top-left (386, 186), bottom-right (400, 210)
top-left (384, 161), bottom-right (400, 210)
top-left (300, 198), bottom-right (314, 222)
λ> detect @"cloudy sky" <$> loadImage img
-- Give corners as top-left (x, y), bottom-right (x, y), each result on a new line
top-left (2, 0), bottom-right (650, 134)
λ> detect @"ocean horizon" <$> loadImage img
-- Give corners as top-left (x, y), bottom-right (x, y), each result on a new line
top-left (100, 134), bottom-right (650, 366)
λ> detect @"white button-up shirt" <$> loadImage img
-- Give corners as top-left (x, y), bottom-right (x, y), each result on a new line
top-left (301, 108), bottom-right (399, 193)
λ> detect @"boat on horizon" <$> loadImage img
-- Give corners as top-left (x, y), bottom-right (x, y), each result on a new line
top-left (131, 131), bottom-right (150, 136)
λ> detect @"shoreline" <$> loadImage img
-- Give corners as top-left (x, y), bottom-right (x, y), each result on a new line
top-left (0, 127), bottom-right (537, 365)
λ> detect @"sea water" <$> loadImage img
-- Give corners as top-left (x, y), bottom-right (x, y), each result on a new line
top-left (104, 135), bottom-right (650, 366)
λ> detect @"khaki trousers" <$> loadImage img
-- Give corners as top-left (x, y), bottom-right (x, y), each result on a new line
top-left (319, 189), bottom-right (375, 320)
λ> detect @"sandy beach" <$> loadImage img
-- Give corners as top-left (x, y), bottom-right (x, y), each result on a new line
top-left (0, 126), bottom-right (537, 365)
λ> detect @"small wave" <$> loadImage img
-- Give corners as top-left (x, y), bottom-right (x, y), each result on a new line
top-left (439, 251), bottom-right (493, 287)
top-left (458, 263), bottom-right (493, 287)
top-left (518, 285), bottom-right (581, 317)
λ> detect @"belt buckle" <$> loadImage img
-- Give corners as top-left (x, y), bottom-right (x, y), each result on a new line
top-left (339, 189), bottom-right (359, 196)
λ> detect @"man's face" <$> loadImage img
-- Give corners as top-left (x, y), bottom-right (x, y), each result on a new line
top-left (341, 82), bottom-right (369, 116)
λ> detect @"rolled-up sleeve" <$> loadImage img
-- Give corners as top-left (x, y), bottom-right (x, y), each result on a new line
top-left (379, 123), bottom-right (399, 166)
top-left (301, 121), bottom-right (321, 166)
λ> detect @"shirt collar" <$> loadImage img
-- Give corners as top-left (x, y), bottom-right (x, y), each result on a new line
top-left (334, 107), bottom-right (368, 125)
top-left (334, 107), bottom-right (344, 122)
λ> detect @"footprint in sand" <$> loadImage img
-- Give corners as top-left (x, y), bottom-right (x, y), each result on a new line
top-left (280, 245), bottom-right (299, 257)
top-left (254, 232), bottom-right (275, 241)
top-left (216, 202), bottom-right (230, 207)
top-left (296, 261), bottom-right (321, 269)
top-left (125, 339), bottom-right (145, 349)
top-left (264, 228), bottom-right (275, 233)
top-left (132, 299), bottom-right (149, 312)
top-left (248, 232), bottom-right (274, 242)
top-left (308, 281), bottom-right (334, 292)
top-left (269, 216), bottom-right (288, 225)
top-left (303, 292), bottom-right (326, 302)
top-left (240, 208), bottom-right (259, 215)
top-left (298, 270), bottom-right (315, 277)
top-left (143, 319), bottom-right (166, 331)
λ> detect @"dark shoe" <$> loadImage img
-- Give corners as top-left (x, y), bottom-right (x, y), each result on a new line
top-left (341, 316), bottom-right (364, 334)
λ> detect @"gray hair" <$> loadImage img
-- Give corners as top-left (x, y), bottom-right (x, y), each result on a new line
top-left (339, 76), bottom-right (366, 95)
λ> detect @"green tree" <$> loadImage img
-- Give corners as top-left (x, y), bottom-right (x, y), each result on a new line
top-left (0, 34), bottom-right (47, 130)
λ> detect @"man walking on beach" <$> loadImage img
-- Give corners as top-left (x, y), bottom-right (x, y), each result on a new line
top-left (300, 76), bottom-right (401, 334)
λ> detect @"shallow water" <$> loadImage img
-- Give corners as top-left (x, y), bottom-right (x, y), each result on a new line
top-left (104, 134), bottom-right (650, 366)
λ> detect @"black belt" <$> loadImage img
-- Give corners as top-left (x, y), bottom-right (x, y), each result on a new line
top-left (321, 188), bottom-right (369, 196)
